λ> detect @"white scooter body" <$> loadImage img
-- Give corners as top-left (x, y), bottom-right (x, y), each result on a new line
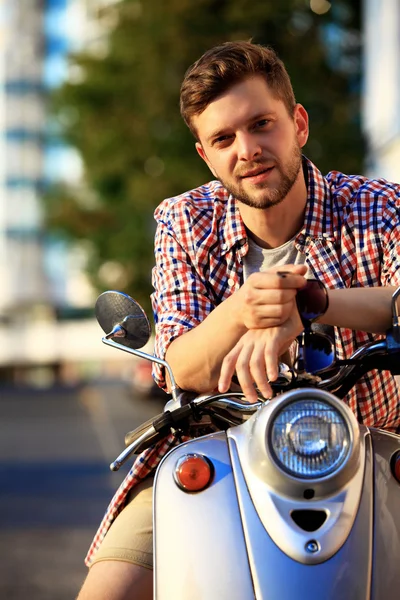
top-left (154, 393), bottom-right (400, 599)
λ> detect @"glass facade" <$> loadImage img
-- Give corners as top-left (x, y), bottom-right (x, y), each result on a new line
top-left (0, 1), bottom-right (48, 311)
top-left (0, 0), bottom-right (79, 313)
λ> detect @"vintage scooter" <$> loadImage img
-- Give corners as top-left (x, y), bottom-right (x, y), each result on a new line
top-left (95, 283), bottom-right (400, 600)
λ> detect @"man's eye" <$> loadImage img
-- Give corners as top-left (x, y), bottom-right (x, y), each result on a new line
top-left (214, 135), bottom-right (232, 146)
top-left (254, 119), bottom-right (269, 129)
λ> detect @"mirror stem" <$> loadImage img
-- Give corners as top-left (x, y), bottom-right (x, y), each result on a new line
top-left (101, 337), bottom-right (179, 402)
top-left (105, 324), bottom-right (126, 339)
top-left (392, 286), bottom-right (400, 343)
top-left (296, 334), bottom-right (306, 373)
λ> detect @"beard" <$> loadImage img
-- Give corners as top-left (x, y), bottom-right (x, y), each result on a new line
top-left (219, 142), bottom-right (303, 210)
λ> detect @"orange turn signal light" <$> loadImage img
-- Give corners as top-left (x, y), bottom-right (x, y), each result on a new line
top-left (174, 453), bottom-right (213, 492)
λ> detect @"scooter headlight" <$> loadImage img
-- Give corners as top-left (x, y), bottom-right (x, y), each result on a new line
top-left (269, 399), bottom-right (350, 479)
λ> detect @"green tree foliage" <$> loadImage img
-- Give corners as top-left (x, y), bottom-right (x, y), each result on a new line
top-left (45, 0), bottom-right (363, 311)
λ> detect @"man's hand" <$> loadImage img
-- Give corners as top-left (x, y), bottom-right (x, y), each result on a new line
top-left (218, 306), bottom-right (303, 403)
top-left (164, 265), bottom-right (307, 394)
top-left (234, 264), bottom-right (307, 330)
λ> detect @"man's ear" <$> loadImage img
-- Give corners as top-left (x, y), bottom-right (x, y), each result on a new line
top-left (294, 104), bottom-right (309, 148)
top-left (196, 142), bottom-right (217, 178)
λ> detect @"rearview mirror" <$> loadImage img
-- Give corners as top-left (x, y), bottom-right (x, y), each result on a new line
top-left (95, 290), bottom-right (151, 350)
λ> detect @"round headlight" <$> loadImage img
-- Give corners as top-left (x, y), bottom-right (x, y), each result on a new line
top-left (269, 399), bottom-right (350, 479)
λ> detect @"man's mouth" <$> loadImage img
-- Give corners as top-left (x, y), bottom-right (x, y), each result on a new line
top-left (240, 166), bottom-right (274, 181)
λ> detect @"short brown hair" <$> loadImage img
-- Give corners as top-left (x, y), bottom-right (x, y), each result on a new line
top-left (180, 41), bottom-right (296, 138)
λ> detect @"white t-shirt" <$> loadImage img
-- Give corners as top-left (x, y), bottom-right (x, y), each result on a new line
top-left (243, 235), bottom-right (310, 279)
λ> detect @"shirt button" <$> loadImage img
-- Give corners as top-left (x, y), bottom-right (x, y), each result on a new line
top-left (228, 278), bottom-right (235, 287)
top-left (221, 243), bottom-right (227, 250)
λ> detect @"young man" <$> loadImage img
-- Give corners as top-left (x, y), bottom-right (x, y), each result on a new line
top-left (77, 41), bottom-right (400, 600)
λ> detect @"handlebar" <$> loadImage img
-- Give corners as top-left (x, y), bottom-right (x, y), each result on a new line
top-left (110, 333), bottom-right (400, 472)
top-left (317, 339), bottom-right (388, 395)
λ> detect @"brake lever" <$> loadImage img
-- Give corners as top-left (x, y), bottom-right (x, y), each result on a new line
top-left (111, 404), bottom-right (194, 471)
top-left (110, 426), bottom-right (157, 471)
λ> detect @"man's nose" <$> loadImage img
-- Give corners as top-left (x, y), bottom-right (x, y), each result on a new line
top-left (236, 133), bottom-right (262, 161)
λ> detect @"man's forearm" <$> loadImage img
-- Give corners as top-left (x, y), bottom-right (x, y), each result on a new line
top-left (164, 266), bottom-right (307, 392)
top-left (165, 293), bottom-right (247, 393)
top-left (319, 286), bottom-right (398, 333)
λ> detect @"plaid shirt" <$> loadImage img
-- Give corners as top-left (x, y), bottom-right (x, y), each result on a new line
top-left (86, 157), bottom-right (400, 565)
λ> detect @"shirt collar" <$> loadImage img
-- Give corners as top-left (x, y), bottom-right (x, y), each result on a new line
top-left (298, 156), bottom-right (335, 242)
top-left (219, 193), bottom-right (248, 256)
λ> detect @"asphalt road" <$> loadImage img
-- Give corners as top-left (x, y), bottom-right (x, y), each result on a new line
top-left (0, 382), bottom-right (165, 600)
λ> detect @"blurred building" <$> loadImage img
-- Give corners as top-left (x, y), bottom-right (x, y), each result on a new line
top-left (0, 0), bottom-right (50, 315)
top-left (0, 0), bottom-right (132, 385)
top-left (0, 0), bottom-right (118, 319)
top-left (363, 0), bottom-right (400, 183)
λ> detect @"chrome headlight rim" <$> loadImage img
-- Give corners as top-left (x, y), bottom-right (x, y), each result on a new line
top-left (266, 390), bottom-right (355, 482)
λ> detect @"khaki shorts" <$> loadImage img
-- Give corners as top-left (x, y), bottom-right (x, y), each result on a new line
top-left (91, 475), bottom-right (154, 570)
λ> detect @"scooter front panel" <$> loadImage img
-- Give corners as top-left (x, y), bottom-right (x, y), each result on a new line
top-left (228, 435), bottom-right (374, 600)
top-left (228, 415), bottom-right (367, 564)
top-left (154, 432), bottom-right (255, 600)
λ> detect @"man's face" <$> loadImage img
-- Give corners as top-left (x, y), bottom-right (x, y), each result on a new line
top-left (193, 75), bottom-right (309, 210)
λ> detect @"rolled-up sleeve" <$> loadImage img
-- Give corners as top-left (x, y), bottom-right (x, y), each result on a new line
top-left (150, 205), bottom-right (215, 390)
